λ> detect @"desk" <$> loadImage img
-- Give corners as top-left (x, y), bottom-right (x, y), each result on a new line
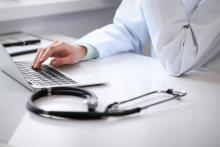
top-left (1, 53), bottom-right (220, 147)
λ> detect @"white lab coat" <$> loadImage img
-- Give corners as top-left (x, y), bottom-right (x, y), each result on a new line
top-left (76, 0), bottom-right (220, 76)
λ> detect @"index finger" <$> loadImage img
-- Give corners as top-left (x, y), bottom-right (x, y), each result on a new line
top-left (32, 48), bottom-right (42, 67)
top-left (32, 48), bottom-right (47, 69)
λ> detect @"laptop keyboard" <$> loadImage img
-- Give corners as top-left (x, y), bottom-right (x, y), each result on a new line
top-left (15, 61), bottom-right (77, 87)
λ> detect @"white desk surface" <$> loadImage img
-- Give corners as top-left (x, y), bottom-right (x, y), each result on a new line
top-left (1, 52), bottom-right (220, 147)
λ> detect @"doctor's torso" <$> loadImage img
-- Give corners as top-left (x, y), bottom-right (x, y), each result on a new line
top-left (182, 0), bottom-right (220, 72)
top-left (142, 0), bottom-right (220, 73)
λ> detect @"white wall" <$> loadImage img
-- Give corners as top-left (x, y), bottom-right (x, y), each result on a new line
top-left (0, 8), bottom-right (117, 38)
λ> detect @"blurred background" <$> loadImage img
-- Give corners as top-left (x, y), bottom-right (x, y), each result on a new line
top-left (0, 0), bottom-right (121, 38)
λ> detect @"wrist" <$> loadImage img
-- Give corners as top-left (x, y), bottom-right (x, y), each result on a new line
top-left (78, 45), bottom-right (87, 59)
top-left (73, 43), bottom-right (99, 61)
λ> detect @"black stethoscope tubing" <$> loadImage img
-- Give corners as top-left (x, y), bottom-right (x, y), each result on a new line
top-left (27, 87), bottom-right (186, 120)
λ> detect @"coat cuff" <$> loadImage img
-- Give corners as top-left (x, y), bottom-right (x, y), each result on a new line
top-left (74, 43), bottom-right (100, 61)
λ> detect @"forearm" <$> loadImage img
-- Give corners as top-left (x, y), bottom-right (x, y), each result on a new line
top-left (74, 0), bottom-right (149, 58)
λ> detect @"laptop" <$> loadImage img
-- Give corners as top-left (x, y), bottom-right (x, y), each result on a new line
top-left (0, 45), bottom-right (106, 92)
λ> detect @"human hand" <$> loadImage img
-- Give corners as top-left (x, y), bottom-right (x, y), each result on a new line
top-left (32, 41), bottom-right (87, 69)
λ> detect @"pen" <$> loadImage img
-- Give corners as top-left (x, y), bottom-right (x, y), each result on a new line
top-left (2, 39), bottom-right (41, 47)
top-left (24, 39), bottom-right (41, 45)
top-left (10, 48), bottom-right (38, 57)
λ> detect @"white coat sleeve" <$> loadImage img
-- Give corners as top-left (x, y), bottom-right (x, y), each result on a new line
top-left (142, 0), bottom-right (220, 76)
top-left (74, 0), bottom-right (149, 58)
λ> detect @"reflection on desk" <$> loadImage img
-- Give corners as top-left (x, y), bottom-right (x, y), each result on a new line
top-left (1, 53), bottom-right (220, 147)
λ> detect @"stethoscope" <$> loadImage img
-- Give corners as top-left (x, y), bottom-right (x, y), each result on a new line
top-left (27, 87), bottom-right (187, 120)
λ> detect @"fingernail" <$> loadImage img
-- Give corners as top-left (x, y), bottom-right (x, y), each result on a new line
top-left (34, 65), bottom-right (38, 69)
top-left (52, 60), bottom-right (57, 65)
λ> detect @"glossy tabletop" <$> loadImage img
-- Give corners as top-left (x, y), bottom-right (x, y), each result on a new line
top-left (1, 53), bottom-right (220, 147)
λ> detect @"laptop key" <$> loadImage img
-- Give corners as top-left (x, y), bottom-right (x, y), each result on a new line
top-left (15, 61), bottom-right (77, 87)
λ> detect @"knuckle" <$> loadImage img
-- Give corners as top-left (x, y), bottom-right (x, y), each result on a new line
top-left (49, 46), bottom-right (55, 51)
top-left (53, 40), bottom-right (59, 44)
top-left (40, 48), bottom-right (47, 52)
top-left (57, 41), bottom-right (65, 46)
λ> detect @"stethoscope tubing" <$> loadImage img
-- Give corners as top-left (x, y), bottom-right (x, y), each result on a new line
top-left (27, 87), bottom-right (186, 120)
